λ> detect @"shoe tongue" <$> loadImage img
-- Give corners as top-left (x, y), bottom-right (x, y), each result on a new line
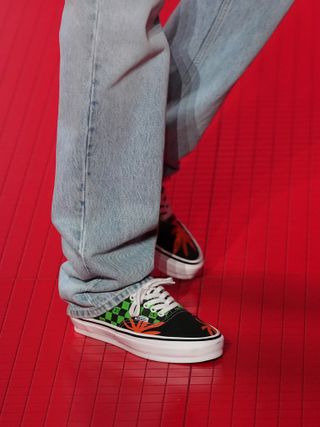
top-left (141, 284), bottom-right (180, 316)
top-left (143, 285), bottom-right (165, 305)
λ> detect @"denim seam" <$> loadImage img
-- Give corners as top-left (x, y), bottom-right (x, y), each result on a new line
top-left (84, 278), bottom-right (103, 306)
top-left (78, 0), bottom-right (101, 276)
top-left (181, 0), bottom-right (234, 96)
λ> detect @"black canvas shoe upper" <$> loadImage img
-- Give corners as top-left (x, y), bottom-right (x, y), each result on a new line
top-left (156, 187), bottom-right (201, 262)
top-left (157, 215), bottom-right (201, 262)
top-left (94, 278), bottom-right (220, 340)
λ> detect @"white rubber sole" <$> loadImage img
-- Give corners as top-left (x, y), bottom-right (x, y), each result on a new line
top-left (155, 248), bottom-right (204, 280)
top-left (71, 317), bottom-right (224, 364)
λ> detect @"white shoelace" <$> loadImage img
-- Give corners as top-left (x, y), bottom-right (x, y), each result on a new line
top-left (159, 187), bottom-right (173, 221)
top-left (129, 277), bottom-right (179, 318)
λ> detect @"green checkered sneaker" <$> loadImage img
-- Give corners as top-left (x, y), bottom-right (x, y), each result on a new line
top-left (72, 278), bottom-right (224, 362)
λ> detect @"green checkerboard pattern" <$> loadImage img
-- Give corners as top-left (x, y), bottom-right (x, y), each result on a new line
top-left (95, 297), bottom-right (183, 327)
top-left (96, 298), bottom-right (132, 326)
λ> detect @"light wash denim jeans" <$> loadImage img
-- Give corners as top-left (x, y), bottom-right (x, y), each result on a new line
top-left (51, 0), bottom-right (294, 318)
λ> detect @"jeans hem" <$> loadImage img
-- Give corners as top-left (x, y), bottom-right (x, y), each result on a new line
top-left (66, 275), bottom-right (152, 319)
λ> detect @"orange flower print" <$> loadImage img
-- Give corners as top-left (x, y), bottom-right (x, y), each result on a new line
top-left (172, 219), bottom-right (197, 257)
top-left (200, 322), bottom-right (217, 336)
top-left (123, 318), bottom-right (164, 335)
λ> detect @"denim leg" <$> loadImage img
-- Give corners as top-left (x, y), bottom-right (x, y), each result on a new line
top-left (51, 0), bottom-right (170, 318)
top-left (162, 0), bottom-right (295, 176)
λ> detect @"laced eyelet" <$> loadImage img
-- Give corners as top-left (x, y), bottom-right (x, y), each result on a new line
top-left (150, 307), bottom-right (156, 313)
top-left (143, 303), bottom-right (149, 309)
top-left (129, 295), bottom-right (135, 301)
top-left (158, 311), bottom-right (164, 317)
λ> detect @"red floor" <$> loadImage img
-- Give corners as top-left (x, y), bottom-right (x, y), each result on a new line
top-left (0, 0), bottom-right (319, 426)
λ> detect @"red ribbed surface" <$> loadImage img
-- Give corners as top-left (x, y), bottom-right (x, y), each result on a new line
top-left (0, 1), bottom-right (319, 426)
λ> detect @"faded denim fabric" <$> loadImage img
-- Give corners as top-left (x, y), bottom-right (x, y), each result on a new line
top-left (51, 0), bottom-right (294, 318)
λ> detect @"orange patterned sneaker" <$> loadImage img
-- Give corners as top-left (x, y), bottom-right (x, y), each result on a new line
top-left (71, 278), bottom-right (224, 363)
top-left (155, 187), bottom-right (204, 280)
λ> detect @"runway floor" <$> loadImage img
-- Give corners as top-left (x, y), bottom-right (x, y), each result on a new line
top-left (0, 0), bottom-right (319, 425)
